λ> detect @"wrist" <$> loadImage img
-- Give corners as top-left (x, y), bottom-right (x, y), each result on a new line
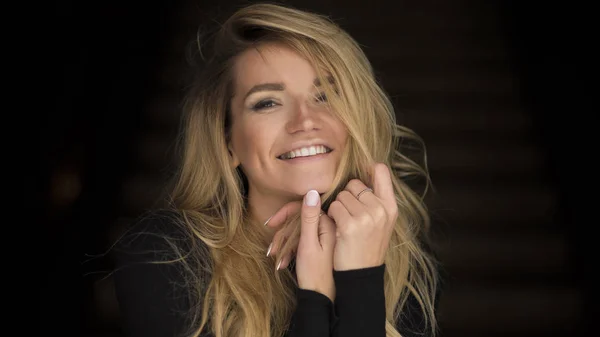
top-left (298, 280), bottom-right (335, 302)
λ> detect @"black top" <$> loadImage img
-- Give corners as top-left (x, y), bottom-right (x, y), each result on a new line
top-left (112, 212), bottom-right (431, 337)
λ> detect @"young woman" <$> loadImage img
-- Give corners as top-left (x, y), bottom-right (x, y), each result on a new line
top-left (113, 3), bottom-right (439, 337)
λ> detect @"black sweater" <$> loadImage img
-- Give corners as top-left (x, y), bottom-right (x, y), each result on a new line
top-left (112, 213), bottom-right (431, 337)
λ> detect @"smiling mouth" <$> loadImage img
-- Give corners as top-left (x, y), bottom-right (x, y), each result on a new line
top-left (277, 145), bottom-right (333, 160)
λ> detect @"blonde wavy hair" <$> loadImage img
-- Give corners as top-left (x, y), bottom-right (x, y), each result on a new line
top-left (163, 2), bottom-right (439, 337)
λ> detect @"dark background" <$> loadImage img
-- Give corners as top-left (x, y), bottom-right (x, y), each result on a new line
top-left (38, 1), bottom-right (594, 336)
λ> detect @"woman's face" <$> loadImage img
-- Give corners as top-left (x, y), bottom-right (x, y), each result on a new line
top-left (228, 43), bottom-right (348, 200)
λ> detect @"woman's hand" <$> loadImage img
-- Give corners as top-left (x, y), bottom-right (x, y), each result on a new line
top-left (265, 190), bottom-right (336, 301)
top-left (264, 201), bottom-right (300, 271)
top-left (327, 163), bottom-right (398, 271)
top-left (295, 190), bottom-right (336, 300)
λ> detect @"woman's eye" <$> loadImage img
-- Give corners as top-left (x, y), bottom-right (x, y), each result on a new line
top-left (252, 99), bottom-right (278, 111)
top-left (315, 92), bottom-right (328, 102)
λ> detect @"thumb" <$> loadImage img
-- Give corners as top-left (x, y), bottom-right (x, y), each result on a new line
top-left (300, 190), bottom-right (322, 246)
top-left (317, 215), bottom-right (336, 251)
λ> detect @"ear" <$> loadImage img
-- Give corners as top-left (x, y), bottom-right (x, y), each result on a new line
top-left (228, 143), bottom-right (241, 168)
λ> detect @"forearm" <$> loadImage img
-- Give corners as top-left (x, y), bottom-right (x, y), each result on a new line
top-left (332, 264), bottom-right (386, 337)
top-left (287, 288), bottom-right (334, 337)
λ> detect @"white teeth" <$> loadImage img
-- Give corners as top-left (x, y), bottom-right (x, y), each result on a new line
top-left (280, 145), bottom-right (330, 159)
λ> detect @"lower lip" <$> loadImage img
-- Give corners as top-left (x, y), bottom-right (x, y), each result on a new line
top-left (278, 152), bottom-right (332, 163)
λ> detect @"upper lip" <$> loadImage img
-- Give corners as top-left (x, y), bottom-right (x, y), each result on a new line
top-left (276, 139), bottom-right (333, 158)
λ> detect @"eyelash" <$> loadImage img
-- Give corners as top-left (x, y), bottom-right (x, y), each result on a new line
top-left (315, 92), bottom-right (328, 102)
top-left (252, 99), bottom-right (278, 111)
top-left (251, 92), bottom-right (328, 111)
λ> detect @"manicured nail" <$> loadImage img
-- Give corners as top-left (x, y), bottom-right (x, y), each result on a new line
top-left (263, 215), bottom-right (273, 226)
top-left (305, 190), bottom-right (319, 206)
top-left (266, 242), bottom-right (272, 257)
top-left (276, 259), bottom-right (282, 270)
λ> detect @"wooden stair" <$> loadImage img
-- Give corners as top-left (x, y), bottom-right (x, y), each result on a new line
top-left (88, 1), bottom-right (587, 336)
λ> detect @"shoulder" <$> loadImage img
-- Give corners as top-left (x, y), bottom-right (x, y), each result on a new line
top-left (112, 209), bottom-right (208, 268)
top-left (119, 209), bottom-right (187, 243)
top-left (111, 209), bottom-right (207, 337)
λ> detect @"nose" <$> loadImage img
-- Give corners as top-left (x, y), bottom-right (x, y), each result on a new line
top-left (285, 99), bottom-right (321, 134)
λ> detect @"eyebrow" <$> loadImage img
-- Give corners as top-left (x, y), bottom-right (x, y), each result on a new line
top-left (314, 75), bottom-right (335, 87)
top-left (244, 83), bottom-right (285, 100)
top-left (243, 76), bottom-right (335, 100)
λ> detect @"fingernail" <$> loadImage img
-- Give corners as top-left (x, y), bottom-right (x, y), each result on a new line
top-left (276, 259), bottom-right (282, 270)
top-left (266, 242), bottom-right (272, 257)
top-left (305, 190), bottom-right (319, 206)
top-left (263, 215), bottom-right (273, 226)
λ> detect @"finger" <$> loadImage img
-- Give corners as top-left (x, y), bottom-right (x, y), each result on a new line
top-left (276, 254), bottom-right (289, 271)
top-left (300, 189), bottom-right (322, 246)
top-left (326, 199), bottom-right (351, 233)
top-left (268, 228), bottom-right (287, 257)
top-left (264, 201), bottom-right (302, 229)
top-left (345, 178), bottom-right (379, 208)
top-left (268, 215), bottom-right (299, 257)
top-left (317, 214), bottom-right (337, 251)
top-left (335, 190), bottom-right (366, 216)
top-left (277, 248), bottom-right (296, 270)
top-left (371, 163), bottom-right (396, 211)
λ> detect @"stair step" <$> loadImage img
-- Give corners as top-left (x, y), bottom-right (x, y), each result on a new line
top-left (425, 169), bottom-right (549, 188)
top-left (438, 285), bottom-right (582, 336)
top-left (428, 183), bottom-right (558, 229)
top-left (394, 90), bottom-right (522, 111)
top-left (382, 71), bottom-right (519, 95)
top-left (371, 57), bottom-right (516, 78)
top-left (366, 40), bottom-right (511, 66)
top-left (436, 231), bottom-right (570, 277)
top-left (425, 140), bottom-right (546, 175)
top-left (403, 108), bottom-right (532, 134)
top-left (350, 23), bottom-right (509, 59)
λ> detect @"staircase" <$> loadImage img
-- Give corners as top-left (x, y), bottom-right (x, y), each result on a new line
top-left (91, 1), bottom-right (586, 336)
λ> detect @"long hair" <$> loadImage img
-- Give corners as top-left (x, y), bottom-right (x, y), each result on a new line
top-left (165, 2), bottom-right (439, 337)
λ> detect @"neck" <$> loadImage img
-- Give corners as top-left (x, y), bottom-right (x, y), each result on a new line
top-left (247, 187), bottom-right (299, 227)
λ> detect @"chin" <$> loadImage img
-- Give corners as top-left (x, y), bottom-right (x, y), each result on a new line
top-left (285, 178), bottom-right (334, 198)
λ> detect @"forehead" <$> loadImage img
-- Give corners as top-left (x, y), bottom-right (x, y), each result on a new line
top-left (232, 44), bottom-right (318, 93)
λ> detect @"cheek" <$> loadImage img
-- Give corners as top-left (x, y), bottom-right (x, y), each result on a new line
top-left (331, 120), bottom-right (349, 147)
top-left (231, 128), bottom-right (252, 161)
top-left (338, 128), bottom-right (349, 145)
top-left (231, 122), bottom-right (274, 164)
